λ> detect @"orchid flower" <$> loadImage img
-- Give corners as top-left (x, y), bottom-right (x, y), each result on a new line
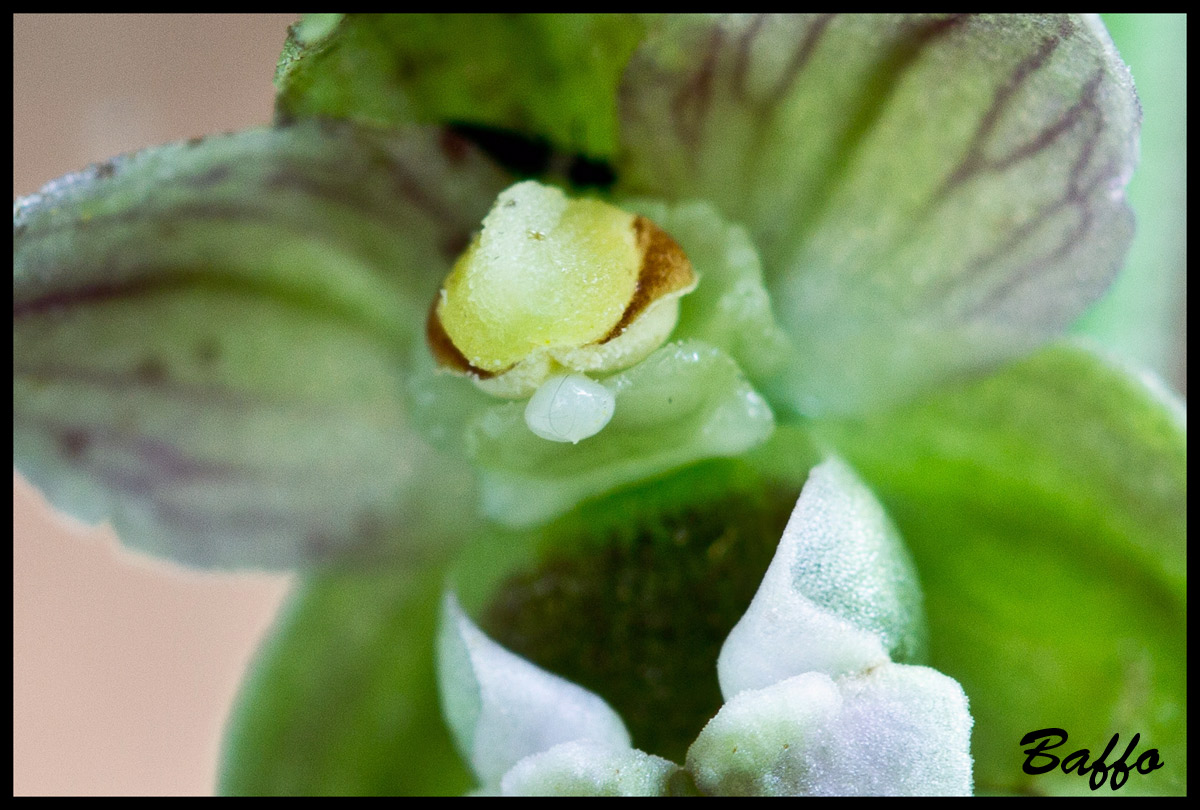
top-left (13, 14), bottom-right (1185, 796)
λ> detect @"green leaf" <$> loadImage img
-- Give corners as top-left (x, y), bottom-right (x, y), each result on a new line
top-left (219, 566), bottom-right (472, 796)
top-left (618, 15), bottom-right (1140, 416)
top-left (13, 120), bottom-right (510, 568)
top-left (274, 14), bottom-right (647, 159)
top-left (811, 342), bottom-right (1186, 795)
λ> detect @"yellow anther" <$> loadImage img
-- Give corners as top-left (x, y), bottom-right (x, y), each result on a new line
top-left (427, 181), bottom-right (696, 398)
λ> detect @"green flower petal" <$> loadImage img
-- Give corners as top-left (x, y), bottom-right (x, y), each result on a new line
top-left (687, 664), bottom-right (973, 796)
top-left (500, 740), bottom-right (681, 797)
top-left (219, 566), bottom-right (472, 796)
top-left (619, 14), bottom-right (1139, 415)
top-left (719, 457), bottom-right (925, 697)
top-left (274, 14), bottom-right (646, 159)
top-left (811, 342), bottom-right (1186, 795)
top-left (13, 121), bottom-right (509, 567)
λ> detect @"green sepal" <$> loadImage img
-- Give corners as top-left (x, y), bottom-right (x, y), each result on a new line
top-left (14, 120), bottom-right (509, 568)
top-left (811, 342), bottom-right (1186, 795)
top-left (618, 15), bottom-right (1140, 416)
top-left (218, 565), bottom-right (472, 796)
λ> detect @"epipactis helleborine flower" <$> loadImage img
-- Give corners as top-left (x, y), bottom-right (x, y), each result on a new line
top-left (13, 13), bottom-right (1185, 797)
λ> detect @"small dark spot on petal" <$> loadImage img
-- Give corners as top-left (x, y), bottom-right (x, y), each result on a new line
top-left (305, 530), bottom-right (335, 557)
top-left (94, 161), bottom-right (116, 180)
top-left (186, 136), bottom-right (206, 148)
top-left (396, 54), bottom-right (420, 81)
top-left (186, 165), bottom-right (232, 188)
top-left (316, 117), bottom-right (344, 137)
top-left (195, 339), bottom-right (221, 365)
top-left (135, 356), bottom-right (168, 384)
top-left (14, 223), bottom-right (26, 239)
top-left (355, 511), bottom-right (385, 542)
top-left (59, 429), bottom-right (90, 460)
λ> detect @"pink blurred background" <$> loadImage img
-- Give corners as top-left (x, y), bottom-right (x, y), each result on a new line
top-left (14, 15), bottom-right (299, 795)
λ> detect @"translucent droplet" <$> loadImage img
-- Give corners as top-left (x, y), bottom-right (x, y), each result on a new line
top-left (524, 374), bottom-right (615, 443)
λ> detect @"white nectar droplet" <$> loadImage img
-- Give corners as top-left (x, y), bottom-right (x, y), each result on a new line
top-left (524, 374), bottom-right (615, 444)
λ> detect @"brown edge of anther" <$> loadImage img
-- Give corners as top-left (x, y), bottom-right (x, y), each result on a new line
top-left (426, 296), bottom-right (496, 379)
top-left (599, 216), bottom-right (697, 344)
